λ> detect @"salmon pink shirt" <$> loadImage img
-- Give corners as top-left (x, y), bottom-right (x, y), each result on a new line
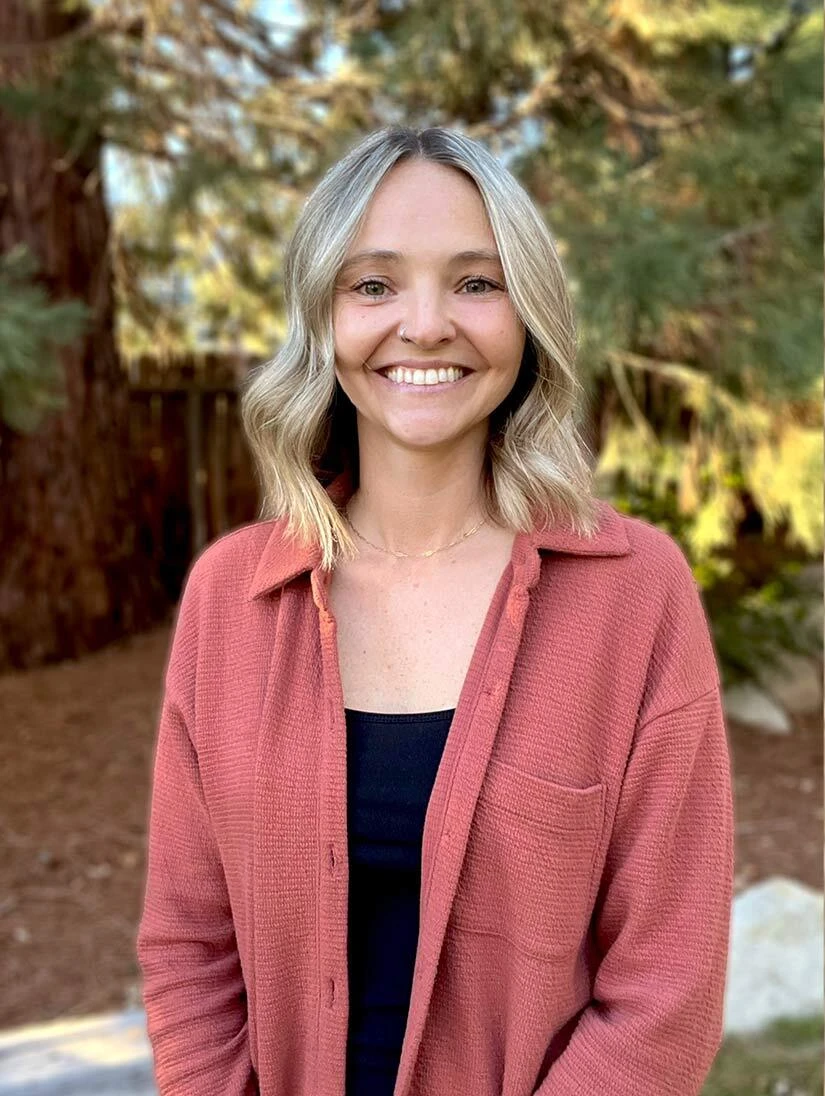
top-left (136, 470), bottom-right (735, 1095)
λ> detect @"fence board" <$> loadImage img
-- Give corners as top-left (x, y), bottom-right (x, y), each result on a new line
top-left (126, 354), bottom-right (261, 600)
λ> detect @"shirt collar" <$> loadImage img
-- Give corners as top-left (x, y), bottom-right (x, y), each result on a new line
top-left (248, 467), bottom-right (631, 601)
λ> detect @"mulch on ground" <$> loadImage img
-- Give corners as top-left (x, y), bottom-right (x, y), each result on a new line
top-left (0, 619), bottom-right (821, 1030)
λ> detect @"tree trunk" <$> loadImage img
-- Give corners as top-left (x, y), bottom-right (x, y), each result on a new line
top-left (0, 1), bottom-right (167, 670)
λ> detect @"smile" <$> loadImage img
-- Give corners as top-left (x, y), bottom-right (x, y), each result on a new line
top-left (377, 365), bottom-right (473, 389)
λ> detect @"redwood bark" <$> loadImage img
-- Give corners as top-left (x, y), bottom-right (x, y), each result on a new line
top-left (0, 1), bottom-right (166, 670)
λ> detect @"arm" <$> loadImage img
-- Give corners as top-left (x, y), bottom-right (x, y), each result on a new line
top-left (535, 685), bottom-right (735, 1095)
top-left (136, 570), bottom-right (258, 1095)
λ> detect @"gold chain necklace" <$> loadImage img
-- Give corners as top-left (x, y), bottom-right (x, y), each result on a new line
top-left (342, 504), bottom-right (486, 559)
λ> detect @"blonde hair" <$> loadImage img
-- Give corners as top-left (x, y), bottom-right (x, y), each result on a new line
top-left (240, 125), bottom-right (600, 569)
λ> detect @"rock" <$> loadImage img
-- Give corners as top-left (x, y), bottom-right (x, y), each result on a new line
top-left (723, 682), bottom-right (792, 734)
top-left (756, 652), bottom-right (823, 716)
top-left (797, 562), bottom-right (823, 594)
top-left (723, 876), bottom-right (824, 1035)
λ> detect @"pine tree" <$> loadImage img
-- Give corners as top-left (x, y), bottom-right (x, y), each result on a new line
top-left (100, 0), bottom-right (378, 354)
top-left (0, 0), bottom-right (167, 670)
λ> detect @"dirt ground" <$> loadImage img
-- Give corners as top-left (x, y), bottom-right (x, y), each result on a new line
top-left (0, 619), bottom-right (822, 1030)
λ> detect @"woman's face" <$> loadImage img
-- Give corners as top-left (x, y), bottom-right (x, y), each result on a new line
top-left (332, 159), bottom-right (526, 454)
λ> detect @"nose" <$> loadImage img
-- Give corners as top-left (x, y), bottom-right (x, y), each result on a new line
top-left (399, 287), bottom-right (456, 348)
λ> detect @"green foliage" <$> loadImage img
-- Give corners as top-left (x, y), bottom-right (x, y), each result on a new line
top-left (0, 34), bottom-right (119, 170)
top-left (708, 566), bottom-right (822, 687)
top-left (702, 1014), bottom-right (823, 1095)
top-left (594, 374), bottom-right (823, 557)
top-left (88, 0), bottom-right (378, 354)
top-left (113, 170), bottom-right (296, 356)
top-left (0, 247), bottom-right (87, 434)
top-left (748, 416), bottom-right (824, 553)
top-left (597, 438), bottom-right (822, 686)
top-left (520, 3), bottom-right (823, 681)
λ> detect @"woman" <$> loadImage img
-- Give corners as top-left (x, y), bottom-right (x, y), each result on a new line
top-left (137, 126), bottom-right (735, 1096)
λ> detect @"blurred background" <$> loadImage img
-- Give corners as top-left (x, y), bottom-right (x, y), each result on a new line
top-left (0, 0), bottom-right (822, 1092)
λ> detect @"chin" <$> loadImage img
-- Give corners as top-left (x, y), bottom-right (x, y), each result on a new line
top-left (388, 429), bottom-right (464, 452)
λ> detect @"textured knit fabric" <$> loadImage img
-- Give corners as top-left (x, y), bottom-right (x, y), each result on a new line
top-left (136, 467), bottom-right (735, 1096)
top-left (344, 707), bottom-right (454, 1095)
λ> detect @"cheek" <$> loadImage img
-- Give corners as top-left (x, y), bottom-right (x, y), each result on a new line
top-left (333, 306), bottom-right (382, 363)
top-left (502, 305), bottom-right (527, 356)
top-left (509, 325), bottom-right (528, 365)
top-left (479, 309), bottom-right (526, 363)
top-left (486, 320), bottom-right (526, 394)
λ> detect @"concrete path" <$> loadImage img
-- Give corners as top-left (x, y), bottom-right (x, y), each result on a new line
top-left (0, 1010), bottom-right (155, 1096)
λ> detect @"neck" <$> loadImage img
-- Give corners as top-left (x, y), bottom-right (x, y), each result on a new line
top-left (345, 427), bottom-right (490, 557)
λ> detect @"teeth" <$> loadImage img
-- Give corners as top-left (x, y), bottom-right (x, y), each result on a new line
top-left (384, 366), bottom-right (465, 385)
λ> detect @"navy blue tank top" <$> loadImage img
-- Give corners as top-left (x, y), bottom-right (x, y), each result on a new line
top-left (344, 706), bottom-right (454, 1096)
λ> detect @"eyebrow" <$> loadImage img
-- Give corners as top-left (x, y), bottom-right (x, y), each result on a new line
top-left (338, 248), bottom-right (503, 275)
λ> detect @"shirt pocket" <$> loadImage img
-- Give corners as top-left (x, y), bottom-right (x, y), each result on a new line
top-left (451, 757), bottom-right (606, 959)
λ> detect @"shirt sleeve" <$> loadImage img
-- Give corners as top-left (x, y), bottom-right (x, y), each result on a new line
top-left (534, 683), bottom-right (735, 1095)
top-left (136, 566), bottom-right (258, 1095)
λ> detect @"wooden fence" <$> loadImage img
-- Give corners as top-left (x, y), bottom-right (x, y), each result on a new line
top-left (126, 353), bottom-right (262, 600)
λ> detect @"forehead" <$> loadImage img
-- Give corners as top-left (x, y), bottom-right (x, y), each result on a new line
top-left (348, 160), bottom-right (497, 253)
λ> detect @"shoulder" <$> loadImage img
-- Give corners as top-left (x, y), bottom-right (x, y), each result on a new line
top-left (188, 519), bottom-right (280, 587)
top-left (555, 499), bottom-right (704, 613)
top-left (602, 506), bottom-right (722, 719)
top-left (174, 518), bottom-right (287, 624)
top-left (611, 506), bottom-right (698, 591)
top-left (597, 503), bottom-right (710, 631)
top-left (162, 519), bottom-right (286, 697)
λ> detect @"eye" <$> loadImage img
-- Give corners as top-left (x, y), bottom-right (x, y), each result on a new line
top-left (460, 277), bottom-right (502, 294)
top-left (353, 279), bottom-right (390, 297)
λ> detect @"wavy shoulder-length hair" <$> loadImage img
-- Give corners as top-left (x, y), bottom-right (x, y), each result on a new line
top-left (240, 125), bottom-right (600, 570)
